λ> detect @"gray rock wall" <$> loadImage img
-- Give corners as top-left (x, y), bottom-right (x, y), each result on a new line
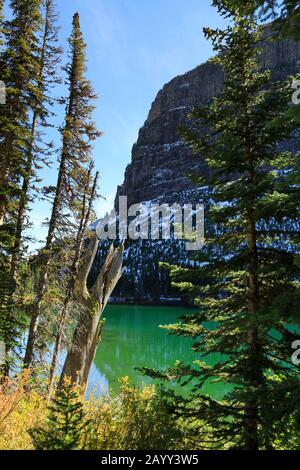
top-left (116, 34), bottom-right (300, 206)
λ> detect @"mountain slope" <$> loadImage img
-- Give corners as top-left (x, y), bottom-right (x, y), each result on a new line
top-left (116, 33), bottom-right (300, 206)
top-left (110, 32), bottom-right (300, 301)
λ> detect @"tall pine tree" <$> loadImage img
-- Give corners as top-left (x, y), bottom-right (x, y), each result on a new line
top-left (145, 5), bottom-right (300, 450)
top-left (0, 1), bottom-right (4, 51)
top-left (0, 1), bottom-right (62, 374)
top-left (23, 12), bottom-right (100, 369)
top-left (0, 0), bottom-right (43, 374)
top-left (10, 0), bottom-right (62, 287)
top-left (0, 0), bottom-right (42, 226)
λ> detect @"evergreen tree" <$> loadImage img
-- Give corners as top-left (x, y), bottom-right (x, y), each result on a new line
top-left (7, 0), bottom-right (62, 373)
top-left (213, 0), bottom-right (300, 39)
top-left (144, 6), bottom-right (300, 450)
top-left (30, 380), bottom-right (89, 450)
top-left (10, 0), bottom-right (62, 287)
top-left (0, 0), bottom-right (42, 227)
top-left (0, 0), bottom-right (62, 374)
top-left (48, 168), bottom-right (99, 398)
top-left (0, 1), bottom-right (4, 51)
top-left (23, 12), bottom-right (101, 369)
top-left (0, 0), bottom-right (43, 373)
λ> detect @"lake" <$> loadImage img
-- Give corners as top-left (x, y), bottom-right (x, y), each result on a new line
top-left (87, 304), bottom-right (230, 399)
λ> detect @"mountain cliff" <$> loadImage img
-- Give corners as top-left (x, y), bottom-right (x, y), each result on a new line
top-left (109, 33), bottom-right (300, 302)
top-left (116, 34), bottom-right (300, 207)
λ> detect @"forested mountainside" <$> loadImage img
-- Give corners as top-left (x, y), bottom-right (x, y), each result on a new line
top-left (104, 31), bottom-right (300, 302)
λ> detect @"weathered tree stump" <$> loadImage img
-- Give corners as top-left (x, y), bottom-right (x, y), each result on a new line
top-left (59, 236), bottom-right (123, 389)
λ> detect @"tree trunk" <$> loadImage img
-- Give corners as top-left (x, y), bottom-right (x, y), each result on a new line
top-left (10, 0), bottom-right (50, 284)
top-left (47, 171), bottom-right (98, 398)
top-left (48, 301), bottom-right (68, 399)
top-left (20, 0), bottom-right (62, 370)
top-left (244, 150), bottom-right (261, 449)
top-left (23, 156), bottom-right (65, 368)
top-left (59, 237), bottom-right (123, 390)
top-left (22, 11), bottom-right (87, 368)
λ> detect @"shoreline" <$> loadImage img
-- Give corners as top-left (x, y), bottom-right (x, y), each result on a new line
top-left (108, 297), bottom-right (193, 307)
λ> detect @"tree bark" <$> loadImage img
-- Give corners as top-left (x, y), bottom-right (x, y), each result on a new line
top-left (23, 154), bottom-right (66, 368)
top-left (23, 11), bottom-right (96, 369)
top-left (48, 172), bottom-right (98, 398)
top-left (10, 0), bottom-right (51, 284)
top-left (244, 146), bottom-right (261, 450)
top-left (59, 237), bottom-right (123, 390)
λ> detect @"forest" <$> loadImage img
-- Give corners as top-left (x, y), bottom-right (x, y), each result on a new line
top-left (0, 0), bottom-right (300, 452)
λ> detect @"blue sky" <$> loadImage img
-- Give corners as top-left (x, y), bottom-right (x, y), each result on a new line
top-left (21, 0), bottom-right (228, 247)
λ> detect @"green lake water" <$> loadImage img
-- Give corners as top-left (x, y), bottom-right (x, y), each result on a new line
top-left (87, 304), bottom-right (231, 399)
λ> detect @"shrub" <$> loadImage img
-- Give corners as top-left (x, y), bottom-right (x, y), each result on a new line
top-left (84, 377), bottom-right (184, 450)
top-left (30, 378), bottom-right (89, 450)
top-left (0, 371), bottom-right (47, 450)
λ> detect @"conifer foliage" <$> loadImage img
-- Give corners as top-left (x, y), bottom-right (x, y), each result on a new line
top-left (0, 2), bottom-right (101, 387)
top-left (0, 0), bottom-right (42, 228)
top-left (30, 380), bottom-right (89, 450)
top-left (0, 0), bottom-right (44, 372)
top-left (23, 12), bottom-right (100, 368)
top-left (213, 0), bottom-right (300, 39)
top-left (0, 1), bottom-right (4, 50)
top-left (145, 4), bottom-right (300, 450)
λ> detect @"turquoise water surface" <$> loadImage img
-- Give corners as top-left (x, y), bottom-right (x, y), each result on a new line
top-left (87, 304), bottom-right (231, 399)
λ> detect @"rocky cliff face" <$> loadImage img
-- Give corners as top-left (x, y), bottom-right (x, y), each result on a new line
top-left (116, 34), bottom-right (300, 207)
top-left (109, 33), bottom-right (300, 301)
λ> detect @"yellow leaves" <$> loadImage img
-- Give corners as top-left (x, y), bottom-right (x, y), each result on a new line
top-left (119, 376), bottom-right (155, 402)
top-left (60, 375), bottom-right (85, 400)
top-left (0, 375), bottom-right (183, 450)
top-left (0, 375), bottom-right (25, 430)
top-left (19, 293), bottom-right (35, 306)
top-left (194, 360), bottom-right (212, 371)
top-left (0, 371), bottom-right (47, 450)
top-left (140, 384), bottom-right (156, 401)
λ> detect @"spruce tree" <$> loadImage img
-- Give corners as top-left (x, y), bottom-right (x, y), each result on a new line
top-left (0, 1), bottom-right (4, 50)
top-left (10, 0), bottom-right (62, 286)
top-left (0, 0), bottom-right (42, 226)
top-left (23, 12), bottom-right (100, 369)
top-left (0, 1), bottom-right (62, 375)
top-left (214, 0), bottom-right (300, 39)
top-left (0, 0), bottom-right (43, 374)
top-left (30, 380), bottom-right (89, 450)
top-left (145, 6), bottom-right (300, 450)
